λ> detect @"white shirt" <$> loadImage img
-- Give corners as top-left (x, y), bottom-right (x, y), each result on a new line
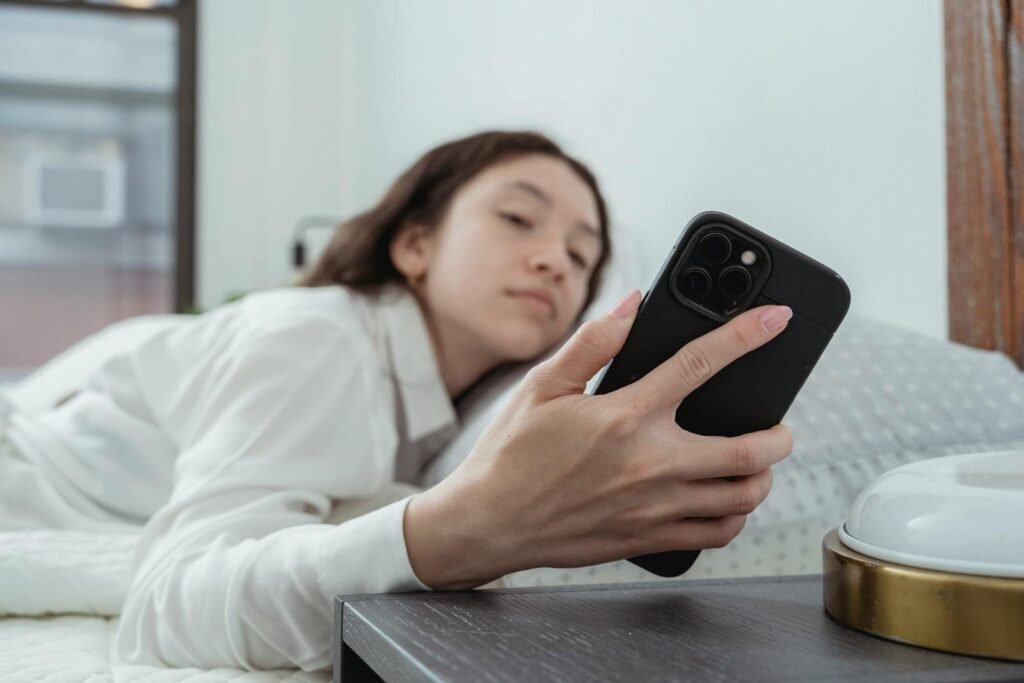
top-left (7, 285), bottom-right (459, 670)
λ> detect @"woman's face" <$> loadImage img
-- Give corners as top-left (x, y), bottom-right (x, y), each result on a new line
top-left (410, 154), bottom-right (604, 364)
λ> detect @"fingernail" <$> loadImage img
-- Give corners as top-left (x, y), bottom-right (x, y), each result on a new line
top-left (759, 305), bottom-right (792, 332)
top-left (609, 290), bottom-right (640, 319)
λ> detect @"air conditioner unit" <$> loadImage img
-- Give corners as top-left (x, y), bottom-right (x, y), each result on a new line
top-left (22, 150), bottom-right (125, 229)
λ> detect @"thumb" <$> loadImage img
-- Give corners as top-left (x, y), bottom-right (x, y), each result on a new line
top-left (528, 289), bottom-right (642, 399)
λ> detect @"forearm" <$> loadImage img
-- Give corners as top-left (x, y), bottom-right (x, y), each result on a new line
top-left (116, 494), bottom-right (426, 671)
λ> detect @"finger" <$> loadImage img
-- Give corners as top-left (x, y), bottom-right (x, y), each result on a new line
top-left (623, 304), bottom-right (792, 412)
top-left (674, 424), bottom-right (793, 480)
top-left (526, 289), bottom-right (642, 400)
top-left (645, 515), bottom-right (748, 554)
top-left (664, 468), bottom-right (774, 521)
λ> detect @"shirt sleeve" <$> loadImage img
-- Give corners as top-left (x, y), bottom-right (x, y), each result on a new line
top-left (113, 314), bottom-right (431, 671)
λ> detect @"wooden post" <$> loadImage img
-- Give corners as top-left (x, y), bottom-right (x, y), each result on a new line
top-left (945, 0), bottom-right (1024, 368)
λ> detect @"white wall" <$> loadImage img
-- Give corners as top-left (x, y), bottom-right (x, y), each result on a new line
top-left (199, 0), bottom-right (948, 338)
top-left (196, 0), bottom-right (357, 307)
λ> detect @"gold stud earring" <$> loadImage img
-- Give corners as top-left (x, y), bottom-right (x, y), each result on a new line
top-left (408, 271), bottom-right (426, 288)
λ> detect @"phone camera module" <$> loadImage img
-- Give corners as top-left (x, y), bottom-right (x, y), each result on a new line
top-left (719, 266), bottom-right (752, 300)
top-left (697, 232), bottom-right (731, 265)
top-left (678, 267), bottom-right (712, 298)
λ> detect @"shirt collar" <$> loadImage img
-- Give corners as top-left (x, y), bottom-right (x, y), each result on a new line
top-left (373, 285), bottom-right (458, 443)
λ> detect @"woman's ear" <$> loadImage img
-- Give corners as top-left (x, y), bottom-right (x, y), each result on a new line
top-left (389, 221), bottom-right (434, 283)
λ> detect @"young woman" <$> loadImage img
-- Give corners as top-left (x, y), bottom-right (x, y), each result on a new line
top-left (0, 131), bottom-right (793, 671)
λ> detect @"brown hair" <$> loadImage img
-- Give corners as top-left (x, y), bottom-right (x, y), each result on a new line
top-left (299, 130), bottom-right (611, 317)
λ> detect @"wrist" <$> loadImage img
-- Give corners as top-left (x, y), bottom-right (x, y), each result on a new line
top-left (403, 480), bottom-right (511, 590)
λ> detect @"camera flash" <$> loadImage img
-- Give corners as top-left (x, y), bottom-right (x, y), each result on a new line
top-left (741, 250), bottom-right (756, 266)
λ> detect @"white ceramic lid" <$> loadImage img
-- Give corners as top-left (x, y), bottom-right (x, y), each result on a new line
top-left (840, 450), bottom-right (1024, 578)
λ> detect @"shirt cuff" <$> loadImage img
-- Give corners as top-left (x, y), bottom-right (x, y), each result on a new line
top-left (317, 495), bottom-right (431, 600)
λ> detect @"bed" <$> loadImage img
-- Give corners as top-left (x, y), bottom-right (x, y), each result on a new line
top-left (2, 246), bottom-right (1022, 680)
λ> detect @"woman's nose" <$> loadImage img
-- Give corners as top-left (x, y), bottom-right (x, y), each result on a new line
top-left (528, 243), bottom-right (569, 279)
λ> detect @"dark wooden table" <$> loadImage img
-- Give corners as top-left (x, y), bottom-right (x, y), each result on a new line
top-left (334, 575), bottom-right (1024, 682)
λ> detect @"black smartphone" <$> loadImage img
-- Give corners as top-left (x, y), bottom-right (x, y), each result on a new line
top-left (592, 211), bottom-right (850, 577)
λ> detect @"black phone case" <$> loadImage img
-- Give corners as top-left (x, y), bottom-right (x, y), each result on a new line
top-left (592, 211), bottom-right (851, 577)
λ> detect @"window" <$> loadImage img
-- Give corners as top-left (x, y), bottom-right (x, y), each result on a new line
top-left (0, 0), bottom-right (195, 380)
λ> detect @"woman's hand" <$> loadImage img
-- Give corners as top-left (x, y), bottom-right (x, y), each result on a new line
top-left (404, 291), bottom-right (794, 590)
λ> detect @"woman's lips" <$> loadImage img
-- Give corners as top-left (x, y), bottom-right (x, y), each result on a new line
top-left (507, 289), bottom-right (555, 318)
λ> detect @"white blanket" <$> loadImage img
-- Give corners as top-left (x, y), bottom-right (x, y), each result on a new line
top-left (0, 615), bottom-right (330, 683)
top-left (0, 528), bottom-right (330, 682)
top-left (0, 530), bottom-right (135, 617)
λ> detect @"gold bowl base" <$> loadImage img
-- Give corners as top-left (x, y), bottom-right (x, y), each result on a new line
top-left (823, 528), bottom-right (1024, 661)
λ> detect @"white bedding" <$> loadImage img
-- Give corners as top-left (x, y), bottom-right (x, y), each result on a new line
top-left (0, 616), bottom-right (329, 683)
top-left (0, 529), bottom-right (330, 683)
top-left (0, 530), bottom-right (135, 617)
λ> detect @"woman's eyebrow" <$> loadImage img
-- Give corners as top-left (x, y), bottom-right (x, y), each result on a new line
top-left (501, 179), bottom-right (557, 208)
top-left (502, 180), bottom-right (552, 206)
top-left (502, 181), bottom-right (601, 240)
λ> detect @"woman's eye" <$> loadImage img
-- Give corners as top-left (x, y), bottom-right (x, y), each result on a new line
top-left (499, 212), bottom-right (532, 228)
top-left (569, 251), bottom-right (588, 269)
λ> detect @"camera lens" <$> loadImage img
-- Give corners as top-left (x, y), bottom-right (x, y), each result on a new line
top-left (698, 232), bottom-right (731, 265)
top-left (678, 267), bottom-right (712, 298)
top-left (719, 266), bottom-right (752, 299)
